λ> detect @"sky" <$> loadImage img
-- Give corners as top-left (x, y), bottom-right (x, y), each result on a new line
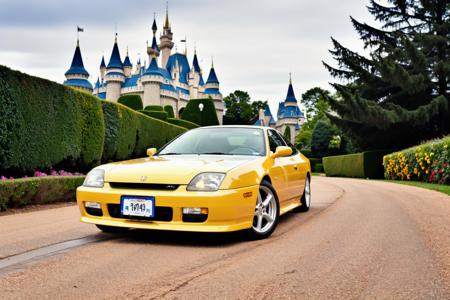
top-left (0, 0), bottom-right (374, 114)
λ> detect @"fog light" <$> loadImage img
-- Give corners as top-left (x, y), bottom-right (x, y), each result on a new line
top-left (182, 207), bottom-right (208, 215)
top-left (85, 202), bottom-right (101, 209)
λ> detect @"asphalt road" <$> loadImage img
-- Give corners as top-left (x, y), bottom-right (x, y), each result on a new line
top-left (0, 177), bottom-right (449, 299)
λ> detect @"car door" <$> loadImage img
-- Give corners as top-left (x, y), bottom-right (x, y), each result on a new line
top-left (267, 130), bottom-right (291, 206)
top-left (275, 131), bottom-right (307, 200)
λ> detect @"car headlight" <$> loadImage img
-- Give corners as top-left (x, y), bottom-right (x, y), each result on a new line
top-left (83, 169), bottom-right (105, 188)
top-left (187, 172), bottom-right (225, 192)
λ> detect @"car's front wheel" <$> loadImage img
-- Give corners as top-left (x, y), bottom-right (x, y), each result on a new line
top-left (247, 181), bottom-right (279, 240)
top-left (294, 175), bottom-right (311, 212)
top-left (96, 225), bottom-right (129, 234)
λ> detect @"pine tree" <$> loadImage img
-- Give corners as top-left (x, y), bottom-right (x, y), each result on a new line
top-left (323, 0), bottom-right (449, 150)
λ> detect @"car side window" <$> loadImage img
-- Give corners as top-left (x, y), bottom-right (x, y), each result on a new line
top-left (268, 130), bottom-right (286, 153)
top-left (273, 130), bottom-right (298, 155)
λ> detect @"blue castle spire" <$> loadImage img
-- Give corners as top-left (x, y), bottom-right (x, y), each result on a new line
top-left (285, 74), bottom-right (297, 103)
top-left (123, 48), bottom-right (132, 67)
top-left (107, 35), bottom-right (123, 69)
top-left (144, 56), bottom-right (163, 76)
top-left (65, 40), bottom-right (89, 76)
top-left (192, 51), bottom-right (201, 73)
top-left (206, 62), bottom-right (219, 84)
top-left (100, 56), bottom-right (106, 68)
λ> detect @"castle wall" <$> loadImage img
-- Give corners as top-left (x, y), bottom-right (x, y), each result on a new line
top-left (143, 83), bottom-right (161, 107)
top-left (105, 82), bottom-right (122, 102)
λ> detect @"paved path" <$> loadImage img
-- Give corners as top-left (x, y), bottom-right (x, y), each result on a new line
top-left (0, 177), bottom-right (448, 299)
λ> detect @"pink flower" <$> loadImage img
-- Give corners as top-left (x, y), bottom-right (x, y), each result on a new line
top-left (1, 176), bottom-right (7, 181)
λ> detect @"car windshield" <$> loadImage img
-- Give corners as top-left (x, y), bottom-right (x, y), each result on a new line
top-left (158, 127), bottom-right (266, 156)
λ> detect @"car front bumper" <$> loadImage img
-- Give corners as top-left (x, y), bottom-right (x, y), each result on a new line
top-left (76, 183), bottom-right (259, 232)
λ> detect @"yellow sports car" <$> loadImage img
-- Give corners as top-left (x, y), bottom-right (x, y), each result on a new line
top-left (77, 126), bottom-right (311, 239)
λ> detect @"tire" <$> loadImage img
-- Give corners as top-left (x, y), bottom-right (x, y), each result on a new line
top-left (96, 224), bottom-right (129, 234)
top-left (246, 180), bottom-right (280, 240)
top-left (295, 175), bottom-right (311, 212)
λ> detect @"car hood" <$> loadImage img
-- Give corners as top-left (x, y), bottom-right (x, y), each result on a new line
top-left (104, 155), bottom-right (258, 184)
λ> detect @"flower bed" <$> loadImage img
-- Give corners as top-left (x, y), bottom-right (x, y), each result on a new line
top-left (383, 136), bottom-right (450, 184)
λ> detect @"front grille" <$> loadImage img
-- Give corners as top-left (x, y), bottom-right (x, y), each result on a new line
top-left (107, 204), bottom-right (173, 222)
top-left (109, 182), bottom-right (179, 191)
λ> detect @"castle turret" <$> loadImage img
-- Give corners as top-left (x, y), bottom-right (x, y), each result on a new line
top-left (135, 57), bottom-right (141, 75)
top-left (188, 49), bottom-right (202, 98)
top-left (141, 56), bottom-right (164, 107)
top-left (159, 5), bottom-right (174, 68)
top-left (64, 39), bottom-right (93, 92)
top-left (104, 35), bottom-right (125, 102)
top-left (99, 56), bottom-right (106, 80)
top-left (123, 48), bottom-right (133, 78)
top-left (203, 60), bottom-right (224, 124)
top-left (147, 17), bottom-right (160, 62)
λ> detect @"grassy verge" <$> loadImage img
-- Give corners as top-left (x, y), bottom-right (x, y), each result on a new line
top-left (384, 180), bottom-right (450, 196)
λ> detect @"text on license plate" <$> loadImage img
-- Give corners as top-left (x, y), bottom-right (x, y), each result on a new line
top-left (121, 196), bottom-right (155, 217)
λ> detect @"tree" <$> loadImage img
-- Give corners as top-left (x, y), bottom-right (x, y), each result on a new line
top-left (323, 0), bottom-right (449, 150)
top-left (311, 120), bottom-right (339, 158)
top-left (284, 126), bottom-right (291, 142)
top-left (223, 90), bottom-right (267, 125)
top-left (118, 94), bottom-right (143, 111)
top-left (301, 87), bottom-right (330, 120)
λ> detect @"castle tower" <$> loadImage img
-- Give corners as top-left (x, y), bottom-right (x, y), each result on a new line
top-left (188, 48), bottom-right (202, 98)
top-left (141, 56), bottom-right (164, 107)
top-left (135, 57), bottom-right (141, 75)
top-left (99, 56), bottom-right (106, 81)
top-left (64, 39), bottom-right (93, 92)
top-left (104, 35), bottom-right (125, 102)
top-left (147, 17), bottom-right (160, 62)
top-left (123, 48), bottom-right (133, 78)
top-left (204, 60), bottom-right (224, 124)
top-left (159, 5), bottom-right (174, 68)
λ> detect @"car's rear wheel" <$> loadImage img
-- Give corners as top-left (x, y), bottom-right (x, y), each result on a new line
top-left (295, 175), bottom-right (311, 212)
top-left (246, 181), bottom-right (279, 240)
top-left (96, 225), bottom-right (129, 234)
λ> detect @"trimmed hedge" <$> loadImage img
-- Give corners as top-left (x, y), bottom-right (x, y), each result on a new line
top-left (181, 98), bottom-right (219, 126)
top-left (144, 105), bottom-right (163, 111)
top-left (0, 176), bottom-right (85, 211)
top-left (118, 94), bottom-right (143, 111)
top-left (315, 163), bottom-right (324, 173)
top-left (166, 118), bottom-right (199, 130)
top-left (323, 150), bottom-right (390, 179)
top-left (164, 105), bottom-right (175, 118)
top-left (102, 102), bottom-right (186, 161)
top-left (309, 158), bottom-right (322, 172)
top-left (383, 136), bottom-right (450, 184)
top-left (0, 65), bottom-right (104, 175)
top-left (139, 110), bottom-right (168, 121)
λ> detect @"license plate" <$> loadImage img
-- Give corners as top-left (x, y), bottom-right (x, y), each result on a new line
top-left (121, 196), bottom-right (155, 218)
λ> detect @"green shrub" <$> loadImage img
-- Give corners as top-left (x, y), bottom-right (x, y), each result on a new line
top-left (284, 126), bottom-right (291, 142)
top-left (300, 149), bottom-right (311, 157)
top-left (181, 98), bottom-right (219, 126)
top-left (315, 163), bottom-right (324, 173)
top-left (139, 110), bottom-right (168, 121)
top-left (309, 158), bottom-right (322, 172)
top-left (311, 120), bottom-right (338, 158)
top-left (323, 150), bottom-right (390, 179)
top-left (118, 94), bottom-right (143, 111)
top-left (144, 105), bottom-right (163, 111)
top-left (0, 176), bottom-right (85, 211)
top-left (164, 105), bottom-right (175, 118)
top-left (0, 65), bottom-right (104, 175)
top-left (166, 118), bottom-right (199, 130)
top-left (133, 111), bottom-right (186, 156)
top-left (102, 103), bottom-right (186, 161)
top-left (383, 136), bottom-right (450, 184)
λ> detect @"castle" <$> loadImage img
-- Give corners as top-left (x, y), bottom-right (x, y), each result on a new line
top-left (63, 8), bottom-right (224, 123)
top-left (254, 76), bottom-right (305, 143)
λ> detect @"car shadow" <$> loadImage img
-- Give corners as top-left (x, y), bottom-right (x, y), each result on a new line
top-left (111, 228), bottom-right (248, 248)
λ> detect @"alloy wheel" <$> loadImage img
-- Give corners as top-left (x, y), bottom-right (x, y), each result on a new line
top-left (253, 185), bottom-right (277, 234)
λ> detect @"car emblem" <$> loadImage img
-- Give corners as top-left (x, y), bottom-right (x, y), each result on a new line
top-left (140, 176), bottom-right (147, 182)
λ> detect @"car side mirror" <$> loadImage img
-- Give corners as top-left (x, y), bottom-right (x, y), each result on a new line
top-left (271, 146), bottom-right (292, 159)
top-left (147, 148), bottom-right (157, 157)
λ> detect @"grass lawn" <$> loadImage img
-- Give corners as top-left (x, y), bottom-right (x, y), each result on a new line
top-left (384, 180), bottom-right (450, 196)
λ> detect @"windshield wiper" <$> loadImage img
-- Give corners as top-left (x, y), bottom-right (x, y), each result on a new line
top-left (159, 152), bottom-right (184, 155)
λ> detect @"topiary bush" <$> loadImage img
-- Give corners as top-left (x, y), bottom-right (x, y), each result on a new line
top-left (0, 65), bottom-right (104, 176)
top-left (181, 98), bottom-right (219, 126)
top-left (102, 103), bottom-right (185, 162)
top-left (144, 105), bottom-right (163, 111)
top-left (139, 110), bottom-right (168, 121)
top-left (166, 118), bottom-right (199, 130)
top-left (383, 136), bottom-right (450, 184)
top-left (323, 150), bottom-right (390, 179)
top-left (118, 94), bottom-right (143, 111)
top-left (284, 126), bottom-right (291, 142)
top-left (0, 176), bottom-right (85, 211)
top-left (164, 105), bottom-right (175, 118)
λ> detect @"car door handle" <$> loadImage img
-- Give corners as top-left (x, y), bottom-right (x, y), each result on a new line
top-left (294, 165), bottom-right (298, 170)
